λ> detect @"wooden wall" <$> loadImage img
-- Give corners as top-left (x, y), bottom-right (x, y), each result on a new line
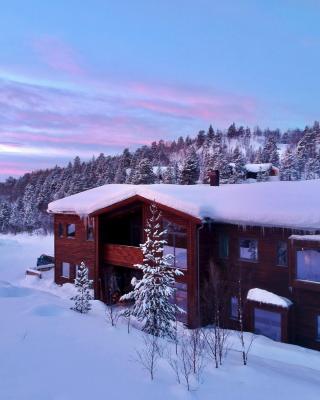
top-left (54, 214), bottom-right (96, 285)
top-left (199, 223), bottom-right (320, 350)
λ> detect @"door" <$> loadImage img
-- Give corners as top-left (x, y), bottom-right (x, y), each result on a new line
top-left (254, 308), bottom-right (282, 341)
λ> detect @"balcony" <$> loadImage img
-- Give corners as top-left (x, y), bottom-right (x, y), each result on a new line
top-left (103, 244), bottom-right (143, 268)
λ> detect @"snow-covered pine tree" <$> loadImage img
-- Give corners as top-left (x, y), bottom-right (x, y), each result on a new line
top-left (280, 147), bottom-right (299, 181)
top-left (162, 166), bottom-right (175, 184)
top-left (121, 202), bottom-right (184, 339)
top-left (178, 147), bottom-right (200, 185)
top-left (71, 261), bottom-right (93, 314)
top-left (131, 158), bottom-right (156, 184)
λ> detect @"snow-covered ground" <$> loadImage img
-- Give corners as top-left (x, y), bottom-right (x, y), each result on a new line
top-left (0, 234), bottom-right (320, 400)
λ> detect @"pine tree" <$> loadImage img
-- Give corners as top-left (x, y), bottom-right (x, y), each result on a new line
top-left (121, 202), bottom-right (183, 339)
top-left (280, 147), bottom-right (299, 181)
top-left (131, 158), bottom-right (156, 184)
top-left (178, 147), bottom-right (200, 185)
top-left (71, 262), bottom-right (93, 314)
top-left (162, 166), bottom-right (175, 184)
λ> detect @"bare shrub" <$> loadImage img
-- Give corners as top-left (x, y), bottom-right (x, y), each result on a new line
top-left (106, 303), bottom-right (120, 327)
top-left (135, 333), bottom-right (162, 381)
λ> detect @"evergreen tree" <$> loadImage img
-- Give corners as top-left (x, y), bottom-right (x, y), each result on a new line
top-left (121, 202), bottom-right (183, 339)
top-left (162, 166), bottom-right (175, 184)
top-left (178, 147), bottom-right (200, 185)
top-left (261, 135), bottom-right (279, 166)
top-left (71, 261), bottom-right (93, 314)
top-left (280, 147), bottom-right (299, 181)
top-left (131, 158), bottom-right (156, 184)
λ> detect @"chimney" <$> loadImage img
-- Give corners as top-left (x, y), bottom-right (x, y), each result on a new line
top-left (208, 170), bottom-right (220, 186)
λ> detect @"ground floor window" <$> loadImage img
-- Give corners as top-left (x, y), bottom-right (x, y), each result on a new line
top-left (173, 282), bottom-right (188, 323)
top-left (61, 262), bottom-right (70, 278)
top-left (254, 308), bottom-right (281, 341)
top-left (230, 296), bottom-right (239, 320)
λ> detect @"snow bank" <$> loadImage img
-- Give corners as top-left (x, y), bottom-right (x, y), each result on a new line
top-left (247, 288), bottom-right (292, 308)
top-left (48, 179), bottom-right (320, 230)
top-left (289, 235), bottom-right (320, 242)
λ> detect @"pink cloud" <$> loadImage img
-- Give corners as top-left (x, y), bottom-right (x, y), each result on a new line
top-left (31, 36), bottom-right (85, 76)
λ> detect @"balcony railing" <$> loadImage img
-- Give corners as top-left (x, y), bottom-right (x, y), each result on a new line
top-left (103, 244), bottom-right (143, 268)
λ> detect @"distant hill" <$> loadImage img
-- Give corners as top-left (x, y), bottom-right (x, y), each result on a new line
top-left (0, 121), bottom-right (319, 233)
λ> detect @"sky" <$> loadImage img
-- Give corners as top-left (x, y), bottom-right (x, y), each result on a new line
top-left (1, 0), bottom-right (320, 180)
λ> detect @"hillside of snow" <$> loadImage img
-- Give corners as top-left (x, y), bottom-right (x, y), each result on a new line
top-left (0, 234), bottom-right (320, 400)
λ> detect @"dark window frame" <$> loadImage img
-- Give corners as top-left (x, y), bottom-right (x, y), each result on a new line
top-left (66, 223), bottom-right (76, 238)
top-left (295, 248), bottom-right (320, 283)
top-left (239, 238), bottom-right (259, 262)
top-left (61, 261), bottom-right (71, 278)
top-left (219, 233), bottom-right (229, 259)
top-left (163, 218), bottom-right (188, 270)
top-left (86, 217), bottom-right (94, 241)
top-left (58, 223), bottom-right (64, 238)
top-left (276, 241), bottom-right (288, 267)
top-left (230, 296), bottom-right (239, 320)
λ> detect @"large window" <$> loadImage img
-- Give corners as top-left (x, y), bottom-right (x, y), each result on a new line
top-left (230, 296), bottom-right (239, 320)
top-left (239, 239), bottom-right (258, 261)
top-left (296, 249), bottom-right (320, 283)
top-left (163, 219), bottom-right (188, 269)
top-left (254, 308), bottom-right (281, 341)
top-left (277, 241), bottom-right (287, 266)
top-left (67, 223), bottom-right (76, 238)
top-left (219, 234), bottom-right (229, 258)
top-left (61, 262), bottom-right (70, 278)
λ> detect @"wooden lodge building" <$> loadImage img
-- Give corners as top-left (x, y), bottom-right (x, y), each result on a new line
top-left (48, 179), bottom-right (320, 351)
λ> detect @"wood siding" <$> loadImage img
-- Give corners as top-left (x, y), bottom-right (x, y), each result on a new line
top-left (53, 205), bottom-right (320, 350)
top-left (198, 223), bottom-right (320, 350)
top-left (103, 244), bottom-right (143, 267)
top-left (54, 214), bottom-right (96, 285)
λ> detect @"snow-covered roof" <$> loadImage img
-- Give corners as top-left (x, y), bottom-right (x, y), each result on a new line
top-left (289, 235), bottom-right (320, 242)
top-left (244, 163), bottom-right (272, 173)
top-left (247, 288), bottom-right (292, 308)
top-left (47, 179), bottom-right (320, 230)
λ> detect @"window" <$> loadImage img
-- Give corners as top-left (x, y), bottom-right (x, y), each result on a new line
top-left (230, 296), bottom-right (239, 320)
top-left (86, 217), bottom-right (94, 241)
top-left (163, 219), bottom-right (188, 269)
top-left (254, 308), bottom-right (281, 341)
top-left (239, 239), bottom-right (258, 261)
top-left (58, 223), bottom-right (64, 238)
top-left (61, 262), bottom-right (70, 278)
top-left (67, 223), bottom-right (76, 238)
top-left (296, 249), bottom-right (320, 283)
top-left (219, 234), bottom-right (229, 258)
top-left (317, 315), bottom-right (320, 341)
top-left (172, 282), bottom-right (188, 323)
top-left (277, 241), bottom-right (287, 266)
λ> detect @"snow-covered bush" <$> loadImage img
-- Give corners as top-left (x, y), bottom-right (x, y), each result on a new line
top-left (70, 261), bottom-right (93, 314)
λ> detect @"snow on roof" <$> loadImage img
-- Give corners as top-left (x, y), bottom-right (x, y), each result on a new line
top-left (244, 163), bottom-right (272, 173)
top-left (47, 179), bottom-right (320, 230)
top-left (289, 235), bottom-right (320, 242)
top-left (247, 288), bottom-right (292, 308)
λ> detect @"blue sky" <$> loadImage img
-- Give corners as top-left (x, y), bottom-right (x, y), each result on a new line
top-left (1, 0), bottom-right (320, 179)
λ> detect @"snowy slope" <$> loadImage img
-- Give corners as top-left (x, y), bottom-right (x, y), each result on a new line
top-left (48, 179), bottom-right (320, 229)
top-left (0, 234), bottom-right (320, 400)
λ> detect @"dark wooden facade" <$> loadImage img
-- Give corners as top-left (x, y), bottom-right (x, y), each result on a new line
top-left (53, 198), bottom-right (320, 350)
